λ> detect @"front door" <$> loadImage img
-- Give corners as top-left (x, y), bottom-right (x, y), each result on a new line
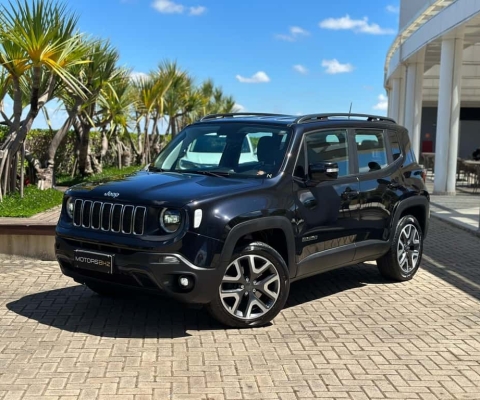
top-left (293, 128), bottom-right (361, 278)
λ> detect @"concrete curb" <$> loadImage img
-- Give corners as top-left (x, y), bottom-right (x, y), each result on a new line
top-left (430, 212), bottom-right (480, 239)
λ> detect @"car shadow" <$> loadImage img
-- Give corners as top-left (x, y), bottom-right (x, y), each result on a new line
top-left (6, 262), bottom-right (390, 338)
top-left (286, 262), bottom-right (393, 309)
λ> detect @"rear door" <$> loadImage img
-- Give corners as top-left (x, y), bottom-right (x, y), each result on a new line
top-left (354, 129), bottom-right (401, 260)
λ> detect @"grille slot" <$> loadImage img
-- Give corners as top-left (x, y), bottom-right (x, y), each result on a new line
top-left (73, 200), bottom-right (146, 235)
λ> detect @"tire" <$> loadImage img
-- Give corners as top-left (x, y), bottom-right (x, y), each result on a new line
top-left (377, 215), bottom-right (424, 281)
top-left (207, 242), bottom-right (290, 328)
top-left (84, 281), bottom-right (125, 297)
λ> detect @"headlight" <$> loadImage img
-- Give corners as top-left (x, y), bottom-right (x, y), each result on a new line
top-left (160, 208), bottom-right (182, 233)
top-left (66, 198), bottom-right (74, 219)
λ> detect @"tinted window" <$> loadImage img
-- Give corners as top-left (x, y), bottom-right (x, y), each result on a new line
top-left (191, 134), bottom-right (250, 153)
top-left (305, 130), bottom-right (349, 177)
top-left (355, 130), bottom-right (388, 173)
top-left (154, 124), bottom-right (292, 178)
top-left (388, 131), bottom-right (402, 161)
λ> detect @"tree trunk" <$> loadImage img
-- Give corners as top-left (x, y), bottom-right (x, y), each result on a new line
top-left (78, 119), bottom-right (93, 176)
top-left (42, 111), bottom-right (77, 190)
top-left (142, 115), bottom-right (150, 165)
top-left (99, 129), bottom-right (109, 166)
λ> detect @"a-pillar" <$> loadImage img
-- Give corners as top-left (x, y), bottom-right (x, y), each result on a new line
top-left (433, 28), bottom-right (464, 195)
top-left (403, 48), bottom-right (426, 159)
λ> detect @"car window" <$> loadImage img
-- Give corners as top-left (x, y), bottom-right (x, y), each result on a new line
top-left (190, 134), bottom-right (250, 153)
top-left (154, 124), bottom-right (292, 178)
top-left (355, 130), bottom-right (388, 173)
top-left (305, 130), bottom-right (349, 177)
top-left (388, 130), bottom-right (402, 161)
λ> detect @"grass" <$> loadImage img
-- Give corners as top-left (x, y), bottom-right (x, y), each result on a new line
top-left (56, 165), bottom-right (142, 187)
top-left (0, 185), bottom-right (64, 218)
top-left (0, 166), bottom-right (143, 218)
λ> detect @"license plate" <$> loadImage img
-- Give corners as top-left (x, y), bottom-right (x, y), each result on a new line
top-left (73, 250), bottom-right (113, 274)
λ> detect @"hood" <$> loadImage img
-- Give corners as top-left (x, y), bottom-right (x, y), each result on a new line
top-left (66, 171), bottom-right (264, 207)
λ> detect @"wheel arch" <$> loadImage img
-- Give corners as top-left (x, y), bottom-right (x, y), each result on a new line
top-left (390, 195), bottom-right (430, 241)
top-left (219, 216), bottom-right (297, 278)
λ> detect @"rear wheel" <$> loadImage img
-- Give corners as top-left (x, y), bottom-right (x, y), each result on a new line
top-left (207, 242), bottom-right (290, 328)
top-left (377, 215), bottom-right (423, 281)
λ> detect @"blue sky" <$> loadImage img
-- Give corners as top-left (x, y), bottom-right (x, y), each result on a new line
top-left (1, 0), bottom-right (400, 129)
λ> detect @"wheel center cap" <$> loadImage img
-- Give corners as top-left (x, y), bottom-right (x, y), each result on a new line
top-left (245, 282), bottom-right (254, 291)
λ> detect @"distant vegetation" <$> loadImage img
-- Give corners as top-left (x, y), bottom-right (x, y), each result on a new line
top-left (0, 0), bottom-right (239, 202)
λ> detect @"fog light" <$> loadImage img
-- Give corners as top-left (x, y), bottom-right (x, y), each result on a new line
top-left (178, 275), bottom-right (193, 289)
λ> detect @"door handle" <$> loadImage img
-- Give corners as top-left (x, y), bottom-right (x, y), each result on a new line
top-left (342, 189), bottom-right (358, 199)
top-left (388, 181), bottom-right (401, 189)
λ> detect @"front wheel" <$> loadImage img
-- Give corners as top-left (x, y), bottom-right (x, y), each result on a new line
top-left (207, 242), bottom-right (290, 328)
top-left (377, 215), bottom-right (424, 281)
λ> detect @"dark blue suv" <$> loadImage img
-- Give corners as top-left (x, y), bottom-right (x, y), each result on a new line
top-left (55, 113), bottom-right (430, 328)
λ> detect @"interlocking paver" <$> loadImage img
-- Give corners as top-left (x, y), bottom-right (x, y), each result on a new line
top-left (2, 218), bottom-right (480, 399)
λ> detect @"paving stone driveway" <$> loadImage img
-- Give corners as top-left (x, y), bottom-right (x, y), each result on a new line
top-left (1, 218), bottom-right (480, 400)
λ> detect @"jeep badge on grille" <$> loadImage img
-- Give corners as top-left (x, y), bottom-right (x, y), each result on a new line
top-left (104, 191), bottom-right (119, 198)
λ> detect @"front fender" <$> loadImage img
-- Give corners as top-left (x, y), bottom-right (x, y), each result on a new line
top-left (218, 216), bottom-right (297, 278)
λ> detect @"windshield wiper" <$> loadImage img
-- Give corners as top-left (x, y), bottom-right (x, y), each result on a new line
top-left (148, 166), bottom-right (166, 172)
top-left (185, 170), bottom-right (231, 178)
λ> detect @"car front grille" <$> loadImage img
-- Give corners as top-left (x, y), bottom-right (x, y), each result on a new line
top-left (73, 199), bottom-right (146, 235)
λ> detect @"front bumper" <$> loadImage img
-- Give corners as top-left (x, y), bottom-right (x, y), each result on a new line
top-left (55, 235), bottom-right (224, 304)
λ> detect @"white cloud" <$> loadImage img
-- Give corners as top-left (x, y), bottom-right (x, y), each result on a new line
top-left (234, 103), bottom-right (246, 112)
top-left (373, 94), bottom-right (388, 110)
top-left (386, 5), bottom-right (399, 13)
top-left (130, 71), bottom-right (149, 81)
top-left (276, 26), bottom-right (309, 42)
top-left (235, 71), bottom-right (270, 84)
top-left (293, 64), bottom-right (308, 75)
top-left (153, 0), bottom-right (184, 13)
top-left (321, 59), bottom-right (354, 74)
top-left (189, 5), bottom-right (206, 15)
top-left (152, 0), bottom-right (206, 16)
top-left (319, 15), bottom-right (396, 35)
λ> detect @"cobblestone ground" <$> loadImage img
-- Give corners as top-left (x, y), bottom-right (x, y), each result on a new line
top-left (1, 218), bottom-right (480, 400)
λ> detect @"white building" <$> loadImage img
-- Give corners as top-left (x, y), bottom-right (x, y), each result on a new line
top-left (384, 0), bottom-right (480, 194)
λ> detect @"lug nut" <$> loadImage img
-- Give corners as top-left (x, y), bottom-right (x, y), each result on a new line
top-left (253, 289), bottom-right (256, 293)
top-left (240, 285), bottom-right (244, 289)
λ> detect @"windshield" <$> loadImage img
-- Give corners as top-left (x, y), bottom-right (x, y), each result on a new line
top-left (152, 123), bottom-right (293, 178)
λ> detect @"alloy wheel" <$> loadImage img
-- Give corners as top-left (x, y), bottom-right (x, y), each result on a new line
top-left (219, 254), bottom-right (281, 320)
top-left (397, 223), bottom-right (421, 274)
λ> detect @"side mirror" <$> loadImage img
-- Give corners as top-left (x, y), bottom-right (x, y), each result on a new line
top-left (309, 162), bottom-right (339, 183)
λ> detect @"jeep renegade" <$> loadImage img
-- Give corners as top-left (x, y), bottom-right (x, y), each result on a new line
top-left (55, 113), bottom-right (430, 328)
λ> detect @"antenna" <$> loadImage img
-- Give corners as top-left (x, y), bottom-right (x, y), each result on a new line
top-left (348, 102), bottom-right (353, 119)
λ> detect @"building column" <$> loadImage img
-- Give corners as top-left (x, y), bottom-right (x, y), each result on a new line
top-left (397, 65), bottom-right (406, 126)
top-left (403, 48), bottom-right (426, 159)
top-left (433, 29), bottom-right (464, 195)
top-left (389, 78), bottom-right (401, 122)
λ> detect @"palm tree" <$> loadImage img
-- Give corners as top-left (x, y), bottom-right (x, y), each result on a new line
top-left (133, 60), bottom-right (177, 164)
top-left (73, 39), bottom-right (121, 176)
top-left (96, 68), bottom-right (136, 168)
top-left (0, 0), bottom-right (88, 196)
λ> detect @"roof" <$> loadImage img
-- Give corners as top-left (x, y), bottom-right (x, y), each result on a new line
top-left (193, 113), bottom-right (397, 127)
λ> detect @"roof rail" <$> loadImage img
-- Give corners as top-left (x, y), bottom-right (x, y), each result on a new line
top-left (200, 112), bottom-right (291, 121)
top-left (294, 113), bottom-right (396, 124)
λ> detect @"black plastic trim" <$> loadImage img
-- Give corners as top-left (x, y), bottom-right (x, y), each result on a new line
top-left (219, 216), bottom-right (297, 278)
